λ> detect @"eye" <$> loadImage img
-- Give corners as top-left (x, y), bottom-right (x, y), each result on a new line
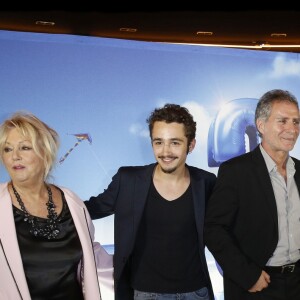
top-left (294, 120), bottom-right (300, 125)
top-left (3, 147), bottom-right (12, 153)
top-left (278, 119), bottom-right (287, 124)
top-left (153, 141), bottom-right (162, 145)
top-left (21, 146), bottom-right (32, 150)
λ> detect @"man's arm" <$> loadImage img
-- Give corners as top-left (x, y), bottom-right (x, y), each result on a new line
top-left (204, 161), bottom-right (262, 291)
top-left (84, 169), bottom-right (121, 219)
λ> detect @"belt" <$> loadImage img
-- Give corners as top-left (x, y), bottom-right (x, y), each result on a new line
top-left (265, 260), bottom-right (300, 274)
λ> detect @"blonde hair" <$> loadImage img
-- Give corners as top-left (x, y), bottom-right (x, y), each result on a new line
top-left (0, 111), bottom-right (59, 180)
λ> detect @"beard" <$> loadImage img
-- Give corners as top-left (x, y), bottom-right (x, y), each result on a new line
top-left (158, 155), bottom-right (178, 174)
top-left (161, 166), bottom-right (177, 174)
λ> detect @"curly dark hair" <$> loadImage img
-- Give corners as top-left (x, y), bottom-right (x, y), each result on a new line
top-left (146, 103), bottom-right (196, 147)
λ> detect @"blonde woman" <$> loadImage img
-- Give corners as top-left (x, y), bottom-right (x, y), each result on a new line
top-left (0, 111), bottom-right (113, 300)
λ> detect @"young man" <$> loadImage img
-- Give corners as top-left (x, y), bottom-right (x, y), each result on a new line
top-left (204, 89), bottom-right (300, 300)
top-left (84, 104), bottom-right (216, 300)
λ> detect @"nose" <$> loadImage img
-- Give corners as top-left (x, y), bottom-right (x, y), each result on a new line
top-left (288, 122), bottom-right (299, 133)
top-left (12, 149), bottom-right (21, 161)
top-left (161, 142), bottom-right (172, 153)
top-left (286, 120), bottom-right (299, 133)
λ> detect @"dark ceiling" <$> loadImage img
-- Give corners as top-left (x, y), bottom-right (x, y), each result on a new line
top-left (1, 10), bottom-right (300, 53)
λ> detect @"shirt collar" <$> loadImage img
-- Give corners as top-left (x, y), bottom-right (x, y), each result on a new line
top-left (259, 144), bottom-right (295, 174)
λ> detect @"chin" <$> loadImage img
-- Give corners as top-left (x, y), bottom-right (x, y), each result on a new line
top-left (161, 167), bottom-right (177, 174)
top-left (285, 145), bottom-right (295, 151)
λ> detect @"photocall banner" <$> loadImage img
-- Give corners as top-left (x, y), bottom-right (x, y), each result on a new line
top-left (1, 30), bottom-right (299, 299)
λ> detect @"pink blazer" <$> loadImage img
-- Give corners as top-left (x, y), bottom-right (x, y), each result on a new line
top-left (0, 182), bottom-right (114, 300)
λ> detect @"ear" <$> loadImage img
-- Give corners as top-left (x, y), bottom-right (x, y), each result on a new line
top-left (256, 119), bottom-right (264, 135)
top-left (189, 139), bottom-right (196, 152)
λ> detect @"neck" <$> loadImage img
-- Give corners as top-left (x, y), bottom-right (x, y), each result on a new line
top-left (154, 164), bottom-right (189, 182)
top-left (11, 180), bottom-right (45, 191)
top-left (261, 144), bottom-right (289, 169)
top-left (10, 181), bottom-right (48, 204)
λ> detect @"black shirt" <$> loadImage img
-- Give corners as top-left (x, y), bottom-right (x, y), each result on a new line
top-left (13, 190), bottom-right (84, 300)
top-left (132, 181), bottom-right (207, 293)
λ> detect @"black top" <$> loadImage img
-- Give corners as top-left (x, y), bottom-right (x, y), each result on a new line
top-left (13, 189), bottom-right (84, 300)
top-left (132, 180), bottom-right (207, 293)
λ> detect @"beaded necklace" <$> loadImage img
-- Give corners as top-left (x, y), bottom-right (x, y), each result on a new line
top-left (11, 183), bottom-right (60, 239)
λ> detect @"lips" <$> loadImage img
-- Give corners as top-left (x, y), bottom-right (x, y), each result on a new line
top-left (13, 165), bottom-right (25, 170)
top-left (160, 156), bottom-right (177, 162)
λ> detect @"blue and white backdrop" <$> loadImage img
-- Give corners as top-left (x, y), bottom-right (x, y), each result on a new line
top-left (1, 30), bottom-right (300, 299)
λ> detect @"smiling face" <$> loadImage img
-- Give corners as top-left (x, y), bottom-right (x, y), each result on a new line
top-left (2, 128), bottom-right (45, 186)
top-left (257, 100), bottom-right (300, 157)
top-left (151, 121), bottom-right (195, 174)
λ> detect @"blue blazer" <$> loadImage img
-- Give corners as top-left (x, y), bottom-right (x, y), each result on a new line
top-left (85, 163), bottom-right (216, 300)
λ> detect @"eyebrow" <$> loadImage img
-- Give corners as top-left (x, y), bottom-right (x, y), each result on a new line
top-left (152, 137), bottom-right (184, 142)
top-left (275, 116), bottom-right (300, 119)
top-left (5, 139), bottom-right (30, 145)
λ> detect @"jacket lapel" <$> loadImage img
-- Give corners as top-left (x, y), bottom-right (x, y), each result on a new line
top-left (132, 164), bottom-right (156, 237)
top-left (62, 188), bottom-right (102, 300)
top-left (293, 158), bottom-right (300, 192)
top-left (188, 167), bottom-right (206, 245)
top-left (0, 183), bottom-right (31, 299)
top-left (252, 147), bottom-right (278, 226)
